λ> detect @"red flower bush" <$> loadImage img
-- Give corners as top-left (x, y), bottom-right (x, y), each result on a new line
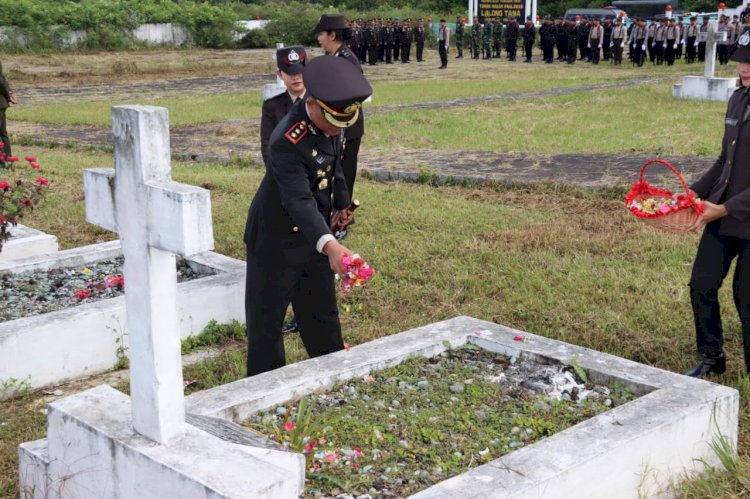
top-left (0, 144), bottom-right (50, 253)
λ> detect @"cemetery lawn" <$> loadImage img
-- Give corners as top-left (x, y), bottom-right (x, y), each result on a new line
top-left (2, 145), bottom-right (749, 496)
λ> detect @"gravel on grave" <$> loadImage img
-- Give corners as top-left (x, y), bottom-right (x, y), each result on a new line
top-left (245, 345), bottom-right (643, 499)
top-left (0, 256), bottom-right (214, 322)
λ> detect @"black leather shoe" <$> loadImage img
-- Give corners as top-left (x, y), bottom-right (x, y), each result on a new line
top-left (685, 354), bottom-right (726, 378)
top-left (282, 318), bottom-right (299, 335)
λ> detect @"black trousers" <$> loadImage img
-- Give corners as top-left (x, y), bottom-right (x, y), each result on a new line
top-left (603, 37), bottom-right (611, 60)
top-left (698, 41), bottom-right (706, 61)
top-left (665, 41), bottom-right (676, 65)
top-left (393, 42), bottom-right (400, 61)
top-left (590, 40), bottom-right (601, 64)
top-left (245, 252), bottom-right (344, 376)
top-left (0, 108), bottom-right (9, 160)
top-left (524, 41), bottom-right (533, 61)
top-left (507, 40), bottom-right (517, 60)
top-left (686, 37), bottom-right (697, 63)
top-left (401, 42), bottom-right (410, 62)
top-left (689, 221), bottom-right (750, 371)
top-left (718, 44), bottom-right (729, 65)
top-left (416, 41), bottom-right (424, 61)
top-left (342, 136), bottom-right (360, 198)
top-left (612, 40), bottom-right (624, 64)
top-left (439, 40), bottom-right (447, 66)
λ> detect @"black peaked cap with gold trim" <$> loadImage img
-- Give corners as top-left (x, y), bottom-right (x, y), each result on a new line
top-left (315, 13), bottom-right (347, 32)
top-left (305, 55), bottom-right (372, 128)
top-left (276, 45), bottom-right (306, 75)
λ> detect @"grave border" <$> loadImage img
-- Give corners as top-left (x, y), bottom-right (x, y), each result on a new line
top-left (186, 316), bottom-right (739, 498)
top-left (0, 240), bottom-right (245, 392)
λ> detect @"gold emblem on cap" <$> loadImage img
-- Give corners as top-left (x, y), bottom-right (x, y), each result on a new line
top-left (318, 178), bottom-right (329, 190)
top-left (292, 226), bottom-right (299, 232)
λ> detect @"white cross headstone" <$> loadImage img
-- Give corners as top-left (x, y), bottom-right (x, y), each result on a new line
top-left (703, 20), bottom-right (727, 78)
top-left (83, 105), bottom-right (214, 444)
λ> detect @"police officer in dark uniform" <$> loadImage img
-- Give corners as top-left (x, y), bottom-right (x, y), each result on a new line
top-left (522, 16), bottom-right (535, 62)
top-left (244, 55), bottom-right (372, 377)
top-left (686, 26), bottom-right (750, 378)
top-left (400, 18), bottom-right (413, 62)
top-left (315, 14), bottom-right (366, 206)
top-left (260, 46), bottom-right (307, 166)
top-left (415, 18), bottom-right (426, 62)
top-left (364, 19), bottom-right (378, 65)
top-left (505, 16), bottom-right (519, 61)
top-left (383, 19), bottom-right (395, 64)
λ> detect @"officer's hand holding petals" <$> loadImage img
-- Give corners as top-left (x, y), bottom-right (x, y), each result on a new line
top-left (324, 239), bottom-right (353, 275)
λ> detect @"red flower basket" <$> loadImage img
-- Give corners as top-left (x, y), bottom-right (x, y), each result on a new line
top-left (624, 159), bottom-right (704, 233)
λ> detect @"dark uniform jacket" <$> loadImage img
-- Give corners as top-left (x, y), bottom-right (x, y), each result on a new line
top-left (0, 62), bottom-right (11, 110)
top-left (333, 45), bottom-right (365, 140)
top-left (244, 99), bottom-right (350, 264)
top-left (691, 87), bottom-right (750, 239)
top-left (260, 91), bottom-right (296, 165)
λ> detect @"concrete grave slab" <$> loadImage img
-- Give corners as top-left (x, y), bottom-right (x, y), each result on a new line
top-left (0, 224), bottom-right (58, 263)
top-left (0, 240), bottom-right (245, 393)
top-left (185, 316), bottom-right (739, 498)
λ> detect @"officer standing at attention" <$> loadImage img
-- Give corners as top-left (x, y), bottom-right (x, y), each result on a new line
top-left (566, 18), bottom-right (578, 64)
top-left (364, 19), bottom-right (378, 65)
top-left (455, 17), bottom-right (465, 58)
top-left (505, 16), bottom-right (519, 61)
top-left (482, 17), bottom-right (492, 59)
top-left (0, 60), bottom-right (16, 166)
top-left (685, 26), bottom-right (750, 379)
top-left (493, 18), bottom-right (503, 58)
top-left (611, 17), bottom-right (627, 65)
top-left (415, 18), bottom-right (426, 62)
top-left (471, 20), bottom-right (481, 59)
top-left (685, 16), bottom-right (700, 64)
top-left (588, 18), bottom-right (604, 65)
top-left (438, 18), bottom-right (450, 69)
top-left (244, 56), bottom-right (372, 377)
top-left (602, 17), bottom-right (613, 61)
top-left (522, 16), bottom-right (536, 62)
top-left (315, 14), bottom-right (366, 204)
top-left (260, 46), bottom-right (307, 166)
top-left (400, 18), bottom-right (413, 62)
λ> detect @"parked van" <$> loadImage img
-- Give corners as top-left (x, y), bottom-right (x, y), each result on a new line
top-left (563, 8), bottom-right (627, 21)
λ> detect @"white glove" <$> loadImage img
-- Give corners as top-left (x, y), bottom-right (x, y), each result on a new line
top-left (681, 39), bottom-right (686, 46)
top-left (694, 41), bottom-right (699, 47)
top-left (673, 43), bottom-right (677, 49)
top-left (587, 43), bottom-right (591, 48)
top-left (621, 42), bottom-right (625, 48)
top-left (610, 41), bottom-right (614, 47)
top-left (651, 42), bottom-right (655, 47)
top-left (642, 44), bottom-right (647, 50)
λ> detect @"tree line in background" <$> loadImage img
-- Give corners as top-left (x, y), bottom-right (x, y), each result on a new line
top-left (0, 0), bottom-right (743, 52)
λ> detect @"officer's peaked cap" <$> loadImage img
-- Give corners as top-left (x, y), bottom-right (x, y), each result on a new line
top-left (305, 55), bottom-right (372, 128)
top-left (276, 46), bottom-right (306, 75)
top-left (730, 25), bottom-right (750, 62)
top-left (314, 13), bottom-right (347, 33)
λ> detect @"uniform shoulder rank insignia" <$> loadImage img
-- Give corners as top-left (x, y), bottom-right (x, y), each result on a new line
top-left (284, 121), bottom-right (308, 144)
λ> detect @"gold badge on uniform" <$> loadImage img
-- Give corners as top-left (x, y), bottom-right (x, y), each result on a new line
top-left (326, 164), bottom-right (332, 172)
top-left (312, 149), bottom-right (318, 157)
top-left (316, 169), bottom-right (326, 178)
top-left (318, 178), bottom-right (329, 190)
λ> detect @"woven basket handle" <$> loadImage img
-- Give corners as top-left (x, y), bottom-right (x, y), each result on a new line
top-left (639, 159), bottom-right (692, 198)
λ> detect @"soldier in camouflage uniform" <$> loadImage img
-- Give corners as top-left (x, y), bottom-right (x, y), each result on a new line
top-left (455, 16), bottom-right (465, 58)
top-left (471, 21), bottom-right (481, 59)
top-left (482, 18), bottom-right (492, 59)
top-left (493, 18), bottom-right (503, 57)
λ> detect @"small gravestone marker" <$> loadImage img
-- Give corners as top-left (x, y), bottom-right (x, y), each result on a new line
top-left (83, 105), bottom-right (213, 443)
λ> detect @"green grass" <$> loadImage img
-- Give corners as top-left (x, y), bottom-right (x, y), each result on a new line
top-left (10, 92), bottom-right (264, 127)
top-left (366, 82), bottom-right (726, 156)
